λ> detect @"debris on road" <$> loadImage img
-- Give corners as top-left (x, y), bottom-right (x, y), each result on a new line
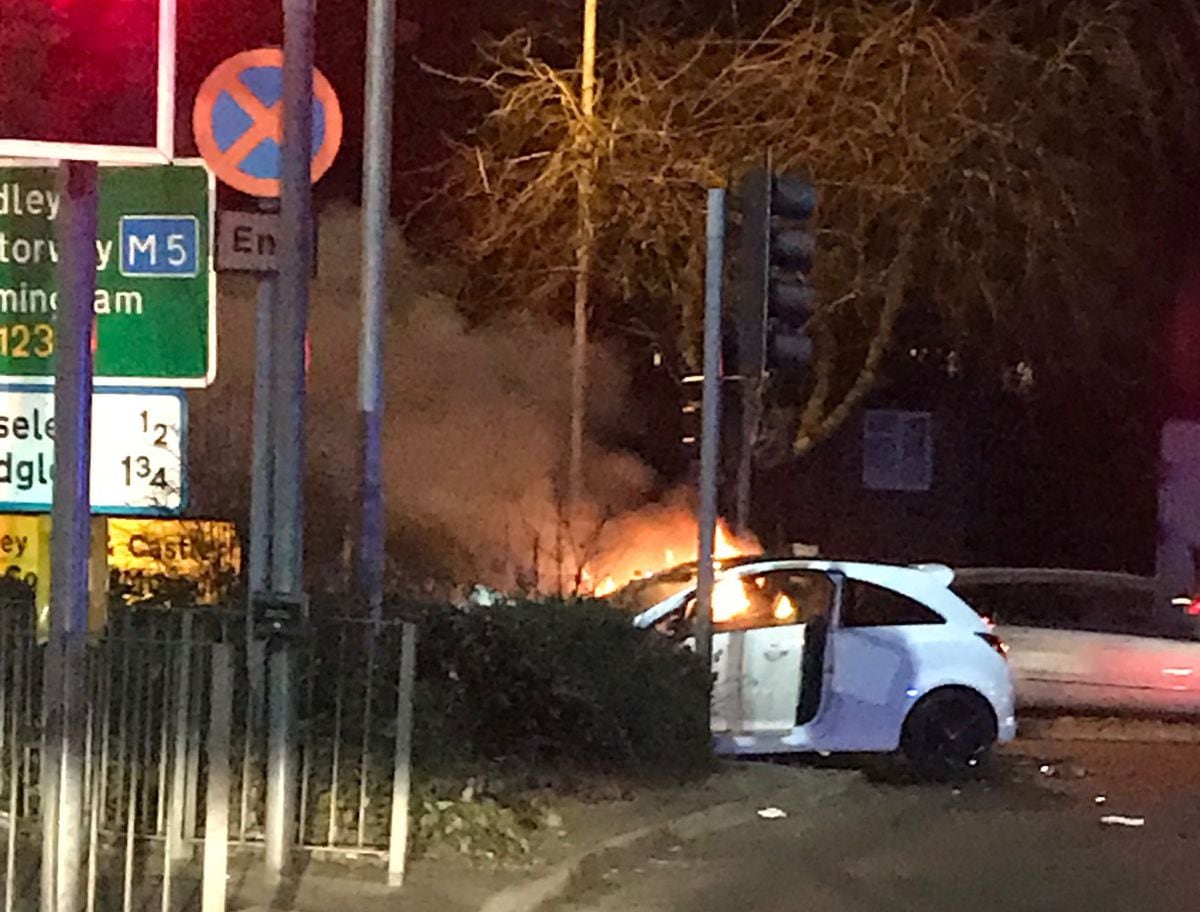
top-left (757, 807), bottom-right (788, 820)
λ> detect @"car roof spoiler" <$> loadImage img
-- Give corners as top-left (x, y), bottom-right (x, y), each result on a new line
top-left (909, 563), bottom-right (956, 587)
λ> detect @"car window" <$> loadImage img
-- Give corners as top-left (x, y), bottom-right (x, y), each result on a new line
top-left (950, 581), bottom-right (1188, 638)
top-left (842, 580), bottom-right (944, 627)
top-left (709, 570), bottom-right (834, 633)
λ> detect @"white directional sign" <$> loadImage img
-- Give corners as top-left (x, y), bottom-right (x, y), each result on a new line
top-left (0, 388), bottom-right (185, 515)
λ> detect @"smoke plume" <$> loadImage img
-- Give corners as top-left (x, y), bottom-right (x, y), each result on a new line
top-left (192, 203), bottom-right (696, 593)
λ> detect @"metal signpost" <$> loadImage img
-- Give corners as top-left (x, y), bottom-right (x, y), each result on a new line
top-left (358, 0), bottom-right (413, 886)
top-left (193, 30), bottom-right (343, 879)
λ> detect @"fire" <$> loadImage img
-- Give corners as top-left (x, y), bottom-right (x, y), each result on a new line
top-left (773, 593), bottom-right (797, 621)
top-left (714, 524), bottom-right (743, 559)
top-left (712, 574), bottom-right (752, 623)
top-left (594, 576), bottom-right (617, 597)
top-left (580, 501), bottom-right (762, 599)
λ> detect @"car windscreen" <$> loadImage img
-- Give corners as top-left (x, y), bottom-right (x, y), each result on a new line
top-left (606, 564), bottom-right (698, 615)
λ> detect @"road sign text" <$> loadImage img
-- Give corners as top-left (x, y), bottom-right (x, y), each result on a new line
top-left (0, 163), bottom-right (215, 386)
top-left (0, 388), bottom-right (186, 514)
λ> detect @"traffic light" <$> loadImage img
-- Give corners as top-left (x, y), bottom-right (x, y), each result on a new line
top-left (766, 175), bottom-right (818, 371)
top-left (734, 165), bottom-right (819, 379)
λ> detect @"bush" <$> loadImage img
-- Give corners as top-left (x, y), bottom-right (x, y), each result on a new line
top-left (411, 597), bottom-right (714, 781)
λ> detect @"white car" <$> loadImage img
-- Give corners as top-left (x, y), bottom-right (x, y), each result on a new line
top-left (626, 558), bottom-right (1016, 778)
top-left (951, 569), bottom-right (1200, 716)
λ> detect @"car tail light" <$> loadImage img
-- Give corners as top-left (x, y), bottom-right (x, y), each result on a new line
top-left (1170, 595), bottom-right (1200, 616)
top-left (977, 632), bottom-right (1009, 660)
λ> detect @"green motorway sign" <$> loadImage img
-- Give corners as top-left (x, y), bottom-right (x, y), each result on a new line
top-left (0, 161), bottom-right (215, 387)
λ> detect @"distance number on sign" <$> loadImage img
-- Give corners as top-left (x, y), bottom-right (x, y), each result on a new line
top-left (122, 410), bottom-right (172, 490)
top-left (0, 323), bottom-right (53, 360)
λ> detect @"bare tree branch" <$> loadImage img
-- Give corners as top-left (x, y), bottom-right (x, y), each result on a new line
top-left (419, 0), bottom-right (1197, 452)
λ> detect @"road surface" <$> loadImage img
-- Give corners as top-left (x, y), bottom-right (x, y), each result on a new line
top-left (552, 738), bottom-right (1200, 912)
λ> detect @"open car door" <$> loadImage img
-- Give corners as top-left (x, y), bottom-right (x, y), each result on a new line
top-left (707, 570), bottom-right (838, 734)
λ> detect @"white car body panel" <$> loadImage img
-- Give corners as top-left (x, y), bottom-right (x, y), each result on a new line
top-left (634, 558), bottom-right (1017, 757)
top-left (717, 626), bottom-right (808, 731)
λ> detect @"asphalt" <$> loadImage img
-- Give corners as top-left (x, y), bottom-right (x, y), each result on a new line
top-left (549, 740), bottom-right (1200, 912)
top-left (228, 723), bottom-right (1200, 912)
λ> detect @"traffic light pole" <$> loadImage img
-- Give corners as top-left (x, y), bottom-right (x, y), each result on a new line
top-left (694, 188), bottom-right (726, 669)
top-left (42, 160), bottom-right (99, 912)
top-left (357, 0), bottom-right (415, 885)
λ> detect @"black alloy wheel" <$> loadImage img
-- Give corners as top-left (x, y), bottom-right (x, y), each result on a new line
top-left (901, 689), bottom-right (997, 781)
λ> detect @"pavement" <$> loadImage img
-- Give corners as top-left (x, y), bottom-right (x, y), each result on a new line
top-left (226, 721), bottom-right (1200, 912)
top-left (226, 760), bottom-right (851, 912)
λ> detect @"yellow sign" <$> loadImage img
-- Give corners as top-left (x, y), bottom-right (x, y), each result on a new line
top-left (0, 513), bottom-right (49, 615)
top-left (0, 514), bottom-right (108, 639)
top-left (107, 519), bottom-right (241, 604)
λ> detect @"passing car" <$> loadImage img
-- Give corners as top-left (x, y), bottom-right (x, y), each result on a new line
top-left (624, 558), bottom-right (1016, 777)
top-left (952, 568), bottom-right (1200, 716)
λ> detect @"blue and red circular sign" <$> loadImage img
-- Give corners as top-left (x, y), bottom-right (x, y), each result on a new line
top-left (193, 48), bottom-right (343, 198)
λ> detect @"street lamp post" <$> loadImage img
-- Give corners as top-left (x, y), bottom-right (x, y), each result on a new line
top-left (568, 0), bottom-right (598, 512)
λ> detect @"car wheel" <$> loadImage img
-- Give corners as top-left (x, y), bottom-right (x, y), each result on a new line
top-left (901, 689), bottom-right (997, 781)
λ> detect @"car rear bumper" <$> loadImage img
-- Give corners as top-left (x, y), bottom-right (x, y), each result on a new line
top-left (997, 710), bottom-right (1017, 744)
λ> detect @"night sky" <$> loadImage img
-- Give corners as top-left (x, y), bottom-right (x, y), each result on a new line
top-left (167, 1), bottom-right (1197, 573)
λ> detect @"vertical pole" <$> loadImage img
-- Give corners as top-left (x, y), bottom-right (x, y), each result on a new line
top-left (266, 0), bottom-right (315, 878)
top-left (7, 628), bottom-right (22, 912)
top-left (183, 654), bottom-right (203, 841)
top-left (569, 0), bottom-right (599, 510)
top-left (248, 225), bottom-right (277, 854)
top-left (40, 652), bottom-right (57, 912)
top-left (358, 0), bottom-right (397, 621)
top-left (44, 159), bottom-right (99, 912)
top-left (387, 625), bottom-right (416, 886)
top-left (327, 633), bottom-right (345, 847)
top-left (122, 649), bottom-right (145, 912)
top-left (694, 188), bottom-right (726, 669)
top-left (202, 645), bottom-right (233, 912)
top-left (241, 638), bottom-right (265, 842)
top-left (248, 275), bottom-right (276, 598)
top-left (273, 0), bottom-right (314, 594)
top-left (264, 646), bottom-right (293, 876)
top-left (167, 613), bottom-right (192, 862)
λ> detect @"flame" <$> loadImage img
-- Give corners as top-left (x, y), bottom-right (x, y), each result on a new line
top-left (714, 525), bottom-right (743, 560)
top-left (582, 507), bottom-right (762, 600)
top-left (773, 593), bottom-right (797, 621)
top-left (712, 574), bottom-right (752, 623)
